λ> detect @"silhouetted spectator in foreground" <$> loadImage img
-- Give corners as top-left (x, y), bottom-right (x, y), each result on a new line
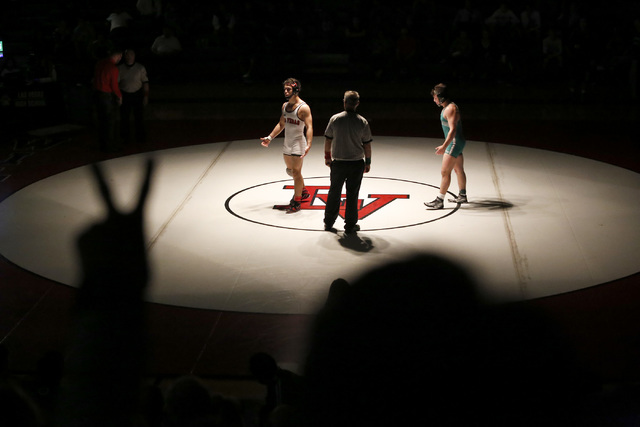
top-left (302, 254), bottom-right (597, 426)
top-left (163, 375), bottom-right (243, 427)
top-left (1, 344), bottom-right (45, 426)
top-left (0, 381), bottom-right (44, 427)
top-left (138, 382), bottom-right (164, 427)
top-left (163, 375), bottom-right (215, 427)
top-left (1, 342), bottom-right (45, 427)
top-left (55, 159), bottom-right (154, 426)
top-left (22, 351), bottom-right (64, 426)
top-left (249, 352), bottom-right (306, 427)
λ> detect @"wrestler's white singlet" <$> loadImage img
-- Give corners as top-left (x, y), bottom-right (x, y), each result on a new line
top-left (282, 102), bottom-right (308, 156)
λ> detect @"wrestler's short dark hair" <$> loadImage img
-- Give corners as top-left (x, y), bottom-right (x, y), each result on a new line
top-left (431, 83), bottom-right (449, 101)
top-left (283, 77), bottom-right (301, 93)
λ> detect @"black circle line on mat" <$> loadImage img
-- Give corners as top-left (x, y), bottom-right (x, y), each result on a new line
top-left (224, 176), bottom-right (459, 232)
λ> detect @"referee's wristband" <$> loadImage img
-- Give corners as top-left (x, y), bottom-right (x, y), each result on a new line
top-left (365, 157), bottom-right (371, 165)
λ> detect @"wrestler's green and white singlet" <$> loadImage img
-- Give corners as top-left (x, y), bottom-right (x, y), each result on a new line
top-left (440, 103), bottom-right (466, 158)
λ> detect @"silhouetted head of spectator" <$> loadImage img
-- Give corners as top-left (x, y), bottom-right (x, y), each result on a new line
top-left (163, 375), bottom-right (214, 426)
top-left (324, 278), bottom-right (350, 309)
top-left (139, 384), bottom-right (164, 427)
top-left (302, 253), bottom-right (592, 427)
top-left (249, 352), bottom-right (279, 385)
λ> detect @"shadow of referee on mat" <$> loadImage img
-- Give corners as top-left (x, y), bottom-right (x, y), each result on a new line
top-left (338, 231), bottom-right (374, 253)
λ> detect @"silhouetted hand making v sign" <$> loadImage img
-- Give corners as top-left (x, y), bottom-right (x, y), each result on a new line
top-left (76, 159), bottom-right (154, 302)
top-left (58, 159), bottom-right (155, 426)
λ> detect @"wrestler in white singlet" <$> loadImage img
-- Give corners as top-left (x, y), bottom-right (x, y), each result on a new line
top-left (282, 102), bottom-right (308, 156)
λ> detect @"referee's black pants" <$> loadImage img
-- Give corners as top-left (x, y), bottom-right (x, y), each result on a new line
top-left (324, 160), bottom-right (365, 232)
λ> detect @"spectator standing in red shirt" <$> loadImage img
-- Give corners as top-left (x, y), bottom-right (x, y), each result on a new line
top-left (93, 49), bottom-right (123, 152)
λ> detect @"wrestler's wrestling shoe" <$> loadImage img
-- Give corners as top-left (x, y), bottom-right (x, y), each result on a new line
top-left (448, 194), bottom-right (468, 204)
top-left (286, 200), bottom-right (301, 213)
top-left (301, 187), bottom-right (310, 201)
top-left (424, 197), bottom-right (444, 209)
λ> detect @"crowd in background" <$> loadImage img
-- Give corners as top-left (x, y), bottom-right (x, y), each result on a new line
top-left (0, 0), bottom-right (637, 139)
top-left (0, 0), bottom-right (639, 94)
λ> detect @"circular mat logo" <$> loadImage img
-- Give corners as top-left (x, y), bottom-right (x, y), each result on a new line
top-left (225, 176), bottom-right (459, 231)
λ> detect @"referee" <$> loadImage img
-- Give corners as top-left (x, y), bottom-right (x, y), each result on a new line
top-left (323, 91), bottom-right (372, 234)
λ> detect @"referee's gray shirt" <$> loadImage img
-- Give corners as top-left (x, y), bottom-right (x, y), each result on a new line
top-left (324, 111), bottom-right (372, 161)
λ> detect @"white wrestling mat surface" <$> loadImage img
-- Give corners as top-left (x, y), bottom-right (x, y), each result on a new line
top-left (1, 137), bottom-right (639, 314)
